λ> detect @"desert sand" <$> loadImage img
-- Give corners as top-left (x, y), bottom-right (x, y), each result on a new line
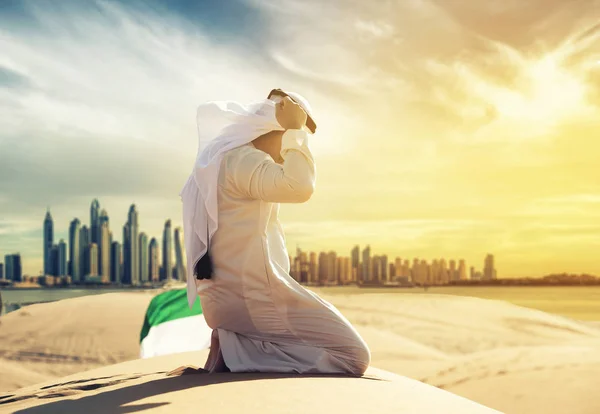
top-left (1, 289), bottom-right (600, 413)
top-left (1, 350), bottom-right (502, 414)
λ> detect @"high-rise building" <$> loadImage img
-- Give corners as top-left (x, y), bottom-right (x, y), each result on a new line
top-left (411, 258), bottom-right (420, 284)
top-left (139, 232), bottom-right (149, 283)
top-left (351, 245), bottom-right (360, 272)
top-left (124, 205), bottom-right (140, 285)
top-left (122, 224), bottom-right (130, 284)
top-left (403, 259), bottom-right (411, 280)
top-left (318, 252), bottom-right (328, 284)
top-left (49, 244), bottom-right (58, 276)
top-left (58, 239), bottom-right (67, 276)
top-left (439, 258), bottom-right (448, 284)
top-left (309, 251), bottom-right (317, 284)
top-left (69, 218), bottom-right (81, 282)
top-left (110, 241), bottom-right (122, 283)
top-left (4, 255), bottom-right (12, 281)
top-left (458, 259), bottom-right (467, 280)
top-left (79, 225), bottom-right (90, 278)
top-left (99, 209), bottom-right (110, 282)
top-left (90, 199), bottom-right (100, 251)
top-left (149, 238), bottom-right (160, 282)
top-left (174, 227), bottom-right (186, 281)
top-left (0, 262), bottom-right (4, 279)
top-left (484, 254), bottom-right (496, 280)
top-left (470, 266), bottom-right (475, 279)
top-left (372, 255), bottom-right (381, 283)
top-left (43, 208), bottom-right (53, 276)
top-left (162, 220), bottom-right (173, 282)
top-left (4, 254), bottom-right (22, 282)
top-left (449, 259), bottom-right (457, 282)
top-left (381, 255), bottom-right (388, 282)
top-left (361, 245), bottom-right (371, 283)
top-left (88, 243), bottom-right (99, 277)
top-left (327, 251), bottom-right (337, 284)
top-left (394, 257), bottom-right (402, 279)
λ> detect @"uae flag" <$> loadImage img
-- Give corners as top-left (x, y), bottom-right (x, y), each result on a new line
top-left (140, 288), bottom-right (212, 358)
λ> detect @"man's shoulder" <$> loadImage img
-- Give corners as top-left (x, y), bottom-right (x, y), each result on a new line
top-left (224, 144), bottom-right (270, 165)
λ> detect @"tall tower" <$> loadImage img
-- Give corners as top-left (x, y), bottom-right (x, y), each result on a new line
top-left (110, 241), bottom-right (122, 284)
top-left (361, 245), bottom-right (371, 283)
top-left (90, 199), bottom-right (100, 250)
top-left (351, 245), bottom-right (360, 273)
top-left (139, 232), bottom-right (149, 283)
top-left (69, 218), bottom-right (81, 282)
top-left (43, 208), bottom-right (54, 276)
top-left (89, 243), bottom-right (98, 276)
top-left (174, 227), bottom-right (186, 281)
top-left (79, 225), bottom-right (90, 279)
top-left (99, 209), bottom-right (110, 282)
top-left (484, 254), bottom-right (496, 280)
top-left (149, 238), bottom-right (160, 282)
top-left (58, 239), bottom-right (67, 276)
top-left (122, 224), bottom-right (131, 284)
top-left (162, 220), bottom-right (173, 281)
top-left (125, 204), bottom-right (139, 285)
top-left (458, 259), bottom-right (467, 280)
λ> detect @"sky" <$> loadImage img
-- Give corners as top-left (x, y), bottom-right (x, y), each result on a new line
top-left (1, 0), bottom-right (600, 278)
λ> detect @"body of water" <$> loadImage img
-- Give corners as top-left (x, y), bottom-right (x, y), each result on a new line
top-left (0, 288), bottom-right (158, 315)
top-left (3, 285), bottom-right (600, 321)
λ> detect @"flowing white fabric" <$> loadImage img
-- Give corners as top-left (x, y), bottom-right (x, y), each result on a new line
top-left (180, 93), bottom-right (314, 309)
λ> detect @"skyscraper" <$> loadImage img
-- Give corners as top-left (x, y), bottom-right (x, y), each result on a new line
top-left (89, 243), bottom-right (98, 276)
top-left (162, 219), bottom-right (173, 282)
top-left (99, 209), bottom-right (111, 282)
top-left (79, 225), bottom-right (90, 278)
top-left (4, 255), bottom-right (12, 281)
top-left (69, 218), bottom-right (81, 282)
top-left (351, 245), bottom-right (360, 272)
top-left (449, 259), bottom-right (457, 282)
top-left (318, 252), bottom-right (328, 285)
top-left (174, 227), bottom-right (185, 281)
top-left (4, 254), bottom-right (22, 282)
top-left (110, 241), bottom-right (122, 284)
top-left (43, 208), bottom-right (53, 276)
top-left (90, 199), bottom-right (100, 248)
top-left (458, 259), bottom-right (467, 280)
top-left (122, 224), bottom-right (130, 284)
top-left (124, 204), bottom-right (140, 285)
top-left (58, 239), bottom-right (67, 276)
top-left (309, 251), bottom-right (317, 284)
top-left (0, 262), bottom-right (4, 280)
top-left (484, 254), bottom-right (496, 280)
top-left (149, 238), bottom-right (160, 282)
top-left (13, 254), bottom-right (22, 282)
top-left (50, 245), bottom-right (59, 276)
top-left (139, 232), bottom-right (149, 283)
top-left (361, 245), bottom-right (371, 283)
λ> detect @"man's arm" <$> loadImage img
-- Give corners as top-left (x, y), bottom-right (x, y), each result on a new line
top-left (230, 129), bottom-right (316, 203)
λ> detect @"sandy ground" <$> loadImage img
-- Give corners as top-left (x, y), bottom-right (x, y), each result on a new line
top-left (1, 289), bottom-right (600, 413)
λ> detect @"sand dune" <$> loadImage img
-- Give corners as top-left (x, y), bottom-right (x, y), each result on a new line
top-left (1, 289), bottom-right (600, 413)
top-left (1, 351), bottom-right (501, 414)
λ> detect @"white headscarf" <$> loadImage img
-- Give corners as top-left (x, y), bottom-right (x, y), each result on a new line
top-left (180, 91), bottom-right (314, 308)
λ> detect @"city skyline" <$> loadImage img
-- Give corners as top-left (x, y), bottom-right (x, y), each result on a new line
top-left (33, 199), bottom-right (187, 285)
top-left (1, 1), bottom-right (600, 278)
top-left (0, 199), bottom-right (501, 284)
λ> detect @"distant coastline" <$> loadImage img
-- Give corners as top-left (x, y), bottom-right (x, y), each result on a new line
top-left (0, 284), bottom-right (163, 291)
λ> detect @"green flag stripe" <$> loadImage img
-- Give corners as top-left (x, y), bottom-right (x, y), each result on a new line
top-left (139, 288), bottom-right (203, 342)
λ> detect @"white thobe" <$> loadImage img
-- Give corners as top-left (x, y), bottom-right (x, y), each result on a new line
top-left (195, 129), bottom-right (370, 375)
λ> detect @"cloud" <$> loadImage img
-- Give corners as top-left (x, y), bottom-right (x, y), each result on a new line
top-left (3, 0), bottom-right (600, 277)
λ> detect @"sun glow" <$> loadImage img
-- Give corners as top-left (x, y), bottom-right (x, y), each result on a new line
top-left (486, 55), bottom-right (588, 126)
